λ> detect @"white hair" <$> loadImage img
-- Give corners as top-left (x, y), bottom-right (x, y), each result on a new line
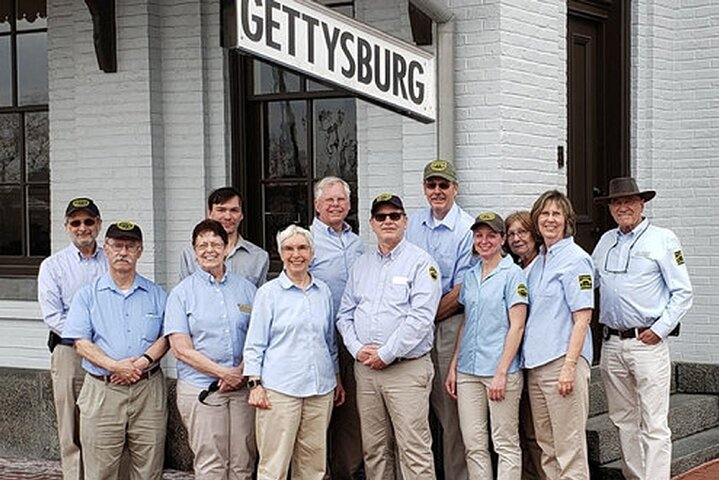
top-left (314, 176), bottom-right (351, 200)
top-left (276, 224), bottom-right (314, 253)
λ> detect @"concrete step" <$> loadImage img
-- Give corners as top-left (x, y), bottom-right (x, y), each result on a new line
top-left (592, 425), bottom-right (719, 479)
top-left (587, 393), bottom-right (719, 465)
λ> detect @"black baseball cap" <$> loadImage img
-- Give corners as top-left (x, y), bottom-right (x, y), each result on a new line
top-left (371, 193), bottom-right (405, 215)
top-left (105, 221), bottom-right (143, 242)
top-left (65, 197), bottom-right (100, 218)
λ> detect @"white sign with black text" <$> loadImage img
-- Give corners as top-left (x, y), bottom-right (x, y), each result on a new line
top-left (233, 0), bottom-right (436, 123)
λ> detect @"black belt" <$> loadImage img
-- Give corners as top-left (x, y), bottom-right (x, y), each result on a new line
top-left (392, 352), bottom-right (429, 365)
top-left (89, 365), bottom-right (161, 383)
top-left (604, 326), bottom-right (649, 340)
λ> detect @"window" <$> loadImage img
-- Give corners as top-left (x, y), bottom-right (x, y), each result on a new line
top-left (232, 2), bottom-right (358, 274)
top-left (0, 0), bottom-right (49, 276)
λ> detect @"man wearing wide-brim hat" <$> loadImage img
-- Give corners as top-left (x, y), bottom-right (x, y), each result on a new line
top-left (592, 177), bottom-right (693, 480)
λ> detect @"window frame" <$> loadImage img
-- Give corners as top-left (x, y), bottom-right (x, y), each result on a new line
top-left (0, 0), bottom-right (49, 276)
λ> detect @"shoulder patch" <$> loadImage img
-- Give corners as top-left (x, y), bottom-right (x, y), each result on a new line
top-left (429, 265), bottom-right (439, 281)
top-left (578, 274), bottom-right (593, 290)
top-left (674, 250), bottom-right (685, 266)
top-left (517, 283), bottom-right (528, 299)
top-left (238, 304), bottom-right (252, 314)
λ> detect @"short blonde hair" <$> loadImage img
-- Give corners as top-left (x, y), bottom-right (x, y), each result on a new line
top-left (276, 224), bottom-right (314, 253)
top-left (530, 190), bottom-right (576, 238)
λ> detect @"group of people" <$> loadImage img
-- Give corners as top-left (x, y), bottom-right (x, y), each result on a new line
top-left (37, 162), bottom-right (693, 480)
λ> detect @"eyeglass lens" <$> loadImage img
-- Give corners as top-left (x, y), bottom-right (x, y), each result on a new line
top-left (373, 212), bottom-right (403, 222)
top-left (425, 181), bottom-right (451, 190)
top-left (69, 219), bottom-right (96, 228)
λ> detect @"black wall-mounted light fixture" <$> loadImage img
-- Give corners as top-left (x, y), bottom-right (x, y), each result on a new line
top-left (85, 0), bottom-right (117, 73)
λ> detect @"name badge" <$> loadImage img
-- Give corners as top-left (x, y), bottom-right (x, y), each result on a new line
top-left (391, 276), bottom-right (409, 285)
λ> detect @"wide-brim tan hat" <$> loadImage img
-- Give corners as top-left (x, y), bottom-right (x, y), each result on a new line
top-left (594, 177), bottom-right (656, 204)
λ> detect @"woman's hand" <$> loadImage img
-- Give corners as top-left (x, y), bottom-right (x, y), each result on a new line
top-left (248, 385), bottom-right (271, 409)
top-left (557, 362), bottom-right (576, 397)
top-left (488, 371), bottom-right (507, 401)
top-left (445, 365), bottom-right (458, 400)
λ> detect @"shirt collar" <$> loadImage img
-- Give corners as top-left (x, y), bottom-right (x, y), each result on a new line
top-left (541, 236), bottom-right (574, 256)
top-left (70, 242), bottom-right (102, 261)
top-left (616, 218), bottom-right (649, 239)
top-left (312, 217), bottom-right (351, 236)
top-left (97, 272), bottom-right (148, 294)
top-left (473, 254), bottom-right (513, 280)
top-left (278, 270), bottom-right (320, 291)
top-left (422, 203), bottom-right (460, 230)
top-left (227, 238), bottom-right (251, 257)
top-left (375, 238), bottom-right (407, 260)
top-left (194, 268), bottom-right (228, 285)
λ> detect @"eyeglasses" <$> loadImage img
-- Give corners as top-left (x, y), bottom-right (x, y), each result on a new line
top-left (106, 241), bottom-right (141, 253)
top-left (603, 226), bottom-right (648, 274)
top-left (373, 212), bottom-right (404, 222)
top-left (68, 218), bottom-right (96, 228)
top-left (424, 180), bottom-right (452, 190)
top-left (194, 242), bottom-right (225, 251)
top-left (507, 229), bottom-right (530, 239)
top-left (198, 381), bottom-right (221, 406)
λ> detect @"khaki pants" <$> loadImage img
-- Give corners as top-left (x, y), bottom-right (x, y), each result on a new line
top-left (457, 371), bottom-right (523, 480)
top-left (355, 354), bottom-right (435, 480)
top-left (78, 372), bottom-right (167, 480)
top-left (176, 380), bottom-right (256, 480)
top-left (255, 389), bottom-right (334, 480)
top-left (326, 344), bottom-right (364, 479)
top-left (50, 344), bottom-right (85, 480)
top-left (527, 356), bottom-right (590, 480)
top-left (519, 377), bottom-right (547, 480)
top-left (430, 313), bottom-right (468, 480)
top-left (600, 337), bottom-right (672, 480)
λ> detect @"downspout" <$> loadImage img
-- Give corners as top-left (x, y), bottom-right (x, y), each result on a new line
top-left (410, 0), bottom-right (455, 162)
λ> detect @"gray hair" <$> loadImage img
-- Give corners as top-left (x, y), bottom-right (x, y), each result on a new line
top-left (276, 224), bottom-right (314, 253)
top-left (314, 176), bottom-right (351, 201)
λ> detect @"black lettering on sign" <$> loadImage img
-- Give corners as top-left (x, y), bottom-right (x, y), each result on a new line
top-left (322, 22), bottom-right (340, 71)
top-left (340, 31), bottom-right (355, 78)
top-left (357, 37), bottom-right (372, 84)
top-left (408, 60), bottom-right (424, 104)
top-left (374, 45), bottom-right (390, 92)
top-left (241, 0), bottom-right (263, 42)
top-left (265, 0), bottom-right (281, 50)
top-left (301, 13), bottom-right (319, 64)
top-left (282, 5), bottom-right (300, 56)
top-left (392, 52), bottom-right (408, 100)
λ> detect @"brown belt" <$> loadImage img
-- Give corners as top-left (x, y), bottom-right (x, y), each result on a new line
top-left (604, 326), bottom-right (649, 340)
top-left (89, 364), bottom-right (161, 383)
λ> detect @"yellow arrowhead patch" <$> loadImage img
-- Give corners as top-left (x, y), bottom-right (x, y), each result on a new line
top-left (674, 250), bottom-right (685, 266)
top-left (578, 274), bottom-right (593, 290)
top-left (429, 265), bottom-right (439, 281)
top-left (517, 283), bottom-right (528, 298)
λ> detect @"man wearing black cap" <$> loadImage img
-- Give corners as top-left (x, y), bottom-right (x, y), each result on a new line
top-left (337, 193), bottom-right (441, 480)
top-left (37, 197), bottom-right (107, 480)
top-left (592, 178), bottom-right (693, 480)
top-left (64, 221), bottom-right (169, 480)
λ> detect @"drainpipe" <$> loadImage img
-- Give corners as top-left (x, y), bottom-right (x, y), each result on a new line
top-left (410, 0), bottom-right (455, 162)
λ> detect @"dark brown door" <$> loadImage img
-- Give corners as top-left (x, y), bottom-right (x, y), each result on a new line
top-left (567, 0), bottom-right (629, 358)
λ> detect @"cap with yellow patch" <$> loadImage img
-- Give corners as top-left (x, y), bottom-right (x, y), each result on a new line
top-left (470, 212), bottom-right (505, 235)
top-left (65, 197), bottom-right (100, 218)
top-left (371, 193), bottom-right (404, 215)
top-left (106, 221), bottom-right (143, 242)
top-left (423, 160), bottom-right (457, 182)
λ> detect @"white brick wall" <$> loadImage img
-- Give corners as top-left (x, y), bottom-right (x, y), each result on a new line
top-left (632, 0), bottom-right (719, 363)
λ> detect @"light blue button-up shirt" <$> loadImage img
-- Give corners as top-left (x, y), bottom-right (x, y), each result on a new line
top-left (309, 217), bottom-right (365, 311)
top-left (458, 255), bottom-right (528, 377)
top-left (180, 238), bottom-right (269, 287)
top-left (592, 219), bottom-right (693, 338)
top-left (406, 203), bottom-right (475, 295)
top-left (337, 239), bottom-right (442, 365)
top-left (37, 243), bottom-right (108, 336)
top-left (243, 272), bottom-right (338, 397)
top-left (64, 272), bottom-right (167, 376)
top-left (164, 270), bottom-right (257, 388)
top-left (523, 237), bottom-right (594, 368)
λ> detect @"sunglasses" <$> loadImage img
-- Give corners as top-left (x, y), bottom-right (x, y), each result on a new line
top-left (198, 381), bottom-right (220, 406)
top-left (424, 180), bottom-right (452, 190)
top-left (373, 212), bottom-right (404, 222)
top-left (68, 218), bottom-right (97, 228)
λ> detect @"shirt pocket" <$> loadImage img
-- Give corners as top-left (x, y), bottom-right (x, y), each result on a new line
top-left (142, 313), bottom-right (163, 342)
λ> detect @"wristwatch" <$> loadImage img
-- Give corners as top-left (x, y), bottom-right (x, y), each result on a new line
top-left (247, 378), bottom-right (262, 390)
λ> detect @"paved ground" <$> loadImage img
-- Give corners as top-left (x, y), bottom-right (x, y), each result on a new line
top-left (0, 457), bottom-right (194, 479)
top-left (1, 456), bottom-right (718, 479)
top-left (673, 459), bottom-right (719, 480)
